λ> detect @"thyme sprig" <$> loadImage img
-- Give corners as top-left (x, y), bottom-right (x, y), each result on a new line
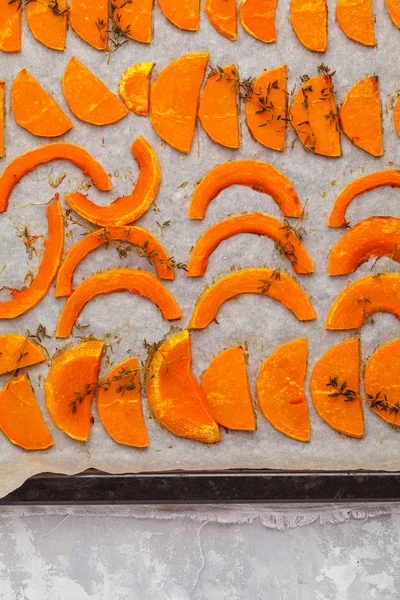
top-left (97, 0), bottom-right (133, 63)
top-left (367, 392), bottom-right (400, 422)
top-left (9, 0), bottom-right (68, 16)
top-left (326, 376), bottom-right (357, 402)
top-left (207, 65), bottom-right (255, 102)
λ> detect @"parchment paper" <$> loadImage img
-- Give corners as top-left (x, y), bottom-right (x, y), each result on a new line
top-left (0, 0), bottom-right (400, 498)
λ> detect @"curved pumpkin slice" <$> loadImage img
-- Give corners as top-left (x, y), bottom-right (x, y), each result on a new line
top-left (290, 75), bottom-right (341, 157)
top-left (0, 0), bottom-right (21, 53)
top-left (387, 0), bottom-right (400, 28)
top-left (245, 66), bottom-right (287, 152)
top-left (70, 0), bottom-right (108, 50)
top-left (256, 339), bottom-right (310, 442)
top-left (119, 63), bottom-right (155, 116)
top-left (328, 217), bottom-right (400, 275)
top-left (239, 0), bottom-right (277, 42)
top-left (56, 268), bottom-right (182, 338)
top-left (340, 77), bottom-right (383, 157)
top-left (0, 374), bottom-right (53, 450)
top-left (150, 53), bottom-right (209, 154)
top-left (65, 136), bottom-right (160, 227)
top-left (97, 357), bottom-right (148, 447)
top-left (62, 57), bottom-right (128, 126)
top-left (45, 341), bottom-right (104, 441)
top-left (187, 213), bottom-right (314, 277)
top-left (112, 0), bottom-right (153, 43)
top-left (26, 0), bottom-right (68, 51)
top-left (365, 340), bottom-right (400, 427)
top-left (189, 160), bottom-right (303, 220)
top-left (147, 330), bottom-right (221, 442)
top-left (326, 273), bottom-right (400, 330)
top-left (158, 0), bottom-right (199, 30)
top-left (189, 268), bottom-right (317, 329)
top-left (205, 0), bottom-right (237, 40)
top-left (336, 0), bottom-right (375, 46)
top-left (0, 202), bottom-right (64, 319)
top-left (290, 0), bottom-right (327, 52)
top-left (0, 334), bottom-right (46, 375)
top-left (11, 70), bottom-right (73, 138)
top-left (0, 143), bottom-right (111, 214)
top-left (310, 339), bottom-right (363, 438)
top-left (201, 346), bottom-right (255, 430)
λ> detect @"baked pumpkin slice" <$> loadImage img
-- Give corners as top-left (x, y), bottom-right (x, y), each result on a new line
top-left (393, 96), bottom-right (400, 138)
top-left (290, 0), bottom-right (327, 52)
top-left (0, 374), bottom-right (54, 450)
top-left (65, 136), bottom-right (160, 227)
top-left (189, 268), bottom-right (317, 329)
top-left (310, 339), bottom-right (363, 438)
top-left (112, 0), bottom-right (153, 43)
top-left (187, 213), bottom-right (314, 276)
top-left (56, 268), bottom-right (182, 338)
top-left (70, 0), bottom-right (108, 50)
top-left (188, 160), bottom-right (303, 219)
top-left (158, 0), bottom-right (199, 30)
top-left (364, 339), bottom-right (400, 427)
top-left (256, 338), bottom-right (310, 442)
top-left (239, 0), bottom-right (277, 43)
top-left (0, 334), bottom-right (46, 375)
top-left (201, 346), bottom-right (255, 430)
top-left (119, 63), bottom-right (155, 115)
top-left (97, 357), bottom-right (149, 447)
top-left (147, 330), bottom-right (221, 442)
top-left (45, 341), bottom-right (104, 441)
top-left (328, 217), bottom-right (400, 275)
top-left (0, 202), bottom-right (64, 319)
top-left (387, 0), bottom-right (400, 28)
top-left (205, 0), bottom-right (237, 40)
top-left (326, 273), bottom-right (400, 330)
top-left (26, 0), bottom-right (68, 51)
top-left (0, 0), bottom-right (22, 53)
top-left (336, 0), bottom-right (375, 46)
top-left (12, 70), bottom-right (73, 137)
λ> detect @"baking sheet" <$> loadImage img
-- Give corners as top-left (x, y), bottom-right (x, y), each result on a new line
top-left (0, 0), bottom-right (400, 499)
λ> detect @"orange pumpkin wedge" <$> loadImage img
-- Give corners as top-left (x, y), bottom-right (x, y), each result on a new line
top-left (0, 202), bottom-right (64, 319)
top-left (112, 0), bottom-right (153, 43)
top-left (189, 160), bottom-right (303, 220)
top-left (189, 268), bottom-right (317, 329)
top-left (147, 330), bottom-right (221, 442)
top-left (199, 65), bottom-right (240, 149)
top-left (26, 0), bottom-right (68, 51)
top-left (0, 374), bottom-right (53, 450)
top-left (201, 346), bottom-right (255, 430)
top-left (119, 63), bottom-right (155, 116)
top-left (310, 339), bottom-right (363, 438)
top-left (70, 0), bottom-right (108, 50)
top-left (328, 217), bottom-right (400, 276)
top-left (0, 0), bottom-right (22, 53)
top-left (0, 334), bottom-right (46, 375)
top-left (290, 75), bottom-right (341, 157)
top-left (65, 136), bottom-right (160, 227)
top-left (150, 53), bottom-right (209, 154)
top-left (387, 0), bottom-right (400, 28)
top-left (0, 143), bottom-right (111, 214)
top-left (239, 0), bottom-right (277, 42)
top-left (245, 65), bottom-right (287, 152)
top-left (187, 213), bottom-right (314, 277)
top-left (0, 81), bottom-right (4, 158)
top-left (11, 70), bottom-right (73, 138)
top-left (97, 357), bottom-right (149, 447)
top-left (158, 0), bottom-right (199, 30)
top-left (205, 0), bottom-right (237, 40)
top-left (340, 77), bottom-right (383, 157)
top-left (62, 57), bottom-right (128, 126)
top-left (326, 273), bottom-right (400, 330)
top-left (256, 338), bottom-right (310, 442)
top-left (395, 96), bottom-right (400, 137)
top-left (364, 339), bottom-right (400, 427)
top-left (290, 0), bottom-right (327, 52)
top-left (45, 341), bottom-right (104, 441)
top-left (336, 0), bottom-right (375, 46)
top-left (56, 268), bottom-right (182, 338)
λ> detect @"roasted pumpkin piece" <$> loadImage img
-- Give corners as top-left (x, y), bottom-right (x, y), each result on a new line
top-left (245, 65), bottom-right (287, 152)
top-left (364, 339), bottom-right (400, 427)
top-left (12, 70), bottom-right (73, 138)
top-left (65, 136), bottom-right (160, 227)
top-left (70, 0), bottom-right (108, 50)
top-left (62, 57), bottom-right (128, 126)
top-left (158, 0), bottom-right (199, 30)
top-left (0, 0), bottom-right (22, 53)
top-left (112, 0), bottom-right (153, 43)
top-left (0, 202), bottom-right (64, 319)
top-left (147, 330), bottom-right (221, 442)
top-left (150, 53), bottom-right (209, 154)
top-left (189, 160), bottom-right (303, 219)
top-left (0, 334), bottom-right (46, 375)
top-left (0, 374), bottom-right (53, 450)
top-left (119, 63), bottom-right (155, 116)
top-left (45, 341), bottom-right (104, 441)
top-left (394, 96), bottom-right (400, 138)
top-left (310, 339), bottom-right (363, 438)
top-left (387, 0), bottom-right (400, 28)
top-left (326, 273), bottom-right (400, 330)
top-left (256, 338), bottom-right (310, 442)
top-left (189, 268), bottom-right (317, 329)
top-left (290, 0), bottom-right (327, 52)
top-left (205, 0), bottom-right (237, 40)
top-left (0, 81), bottom-right (4, 158)
top-left (340, 77), bottom-right (383, 157)
top-left (187, 213), bottom-right (314, 277)
top-left (201, 346), bottom-right (255, 430)
top-left (97, 357), bottom-right (149, 447)
top-left (26, 0), bottom-right (68, 51)
top-left (336, 0), bottom-right (375, 46)
top-left (239, 0), bottom-right (277, 42)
